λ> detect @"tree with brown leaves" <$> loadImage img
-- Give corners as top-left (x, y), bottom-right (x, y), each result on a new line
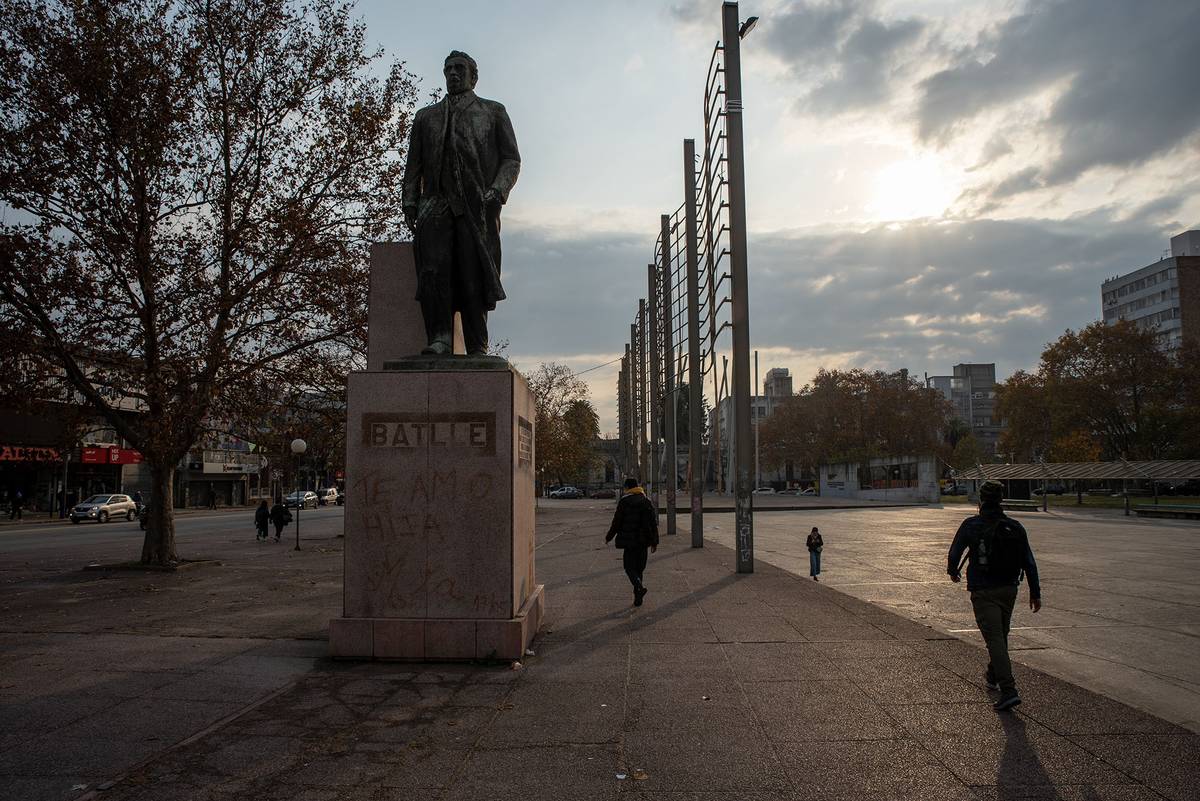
top-left (0, 0), bottom-right (416, 564)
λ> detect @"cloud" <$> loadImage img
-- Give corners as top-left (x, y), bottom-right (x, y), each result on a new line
top-left (762, 0), bottom-right (927, 114)
top-left (496, 198), bottom-right (1188, 430)
top-left (917, 0), bottom-right (1200, 193)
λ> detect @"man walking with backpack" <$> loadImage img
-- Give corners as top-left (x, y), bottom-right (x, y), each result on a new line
top-left (947, 480), bottom-right (1042, 711)
top-left (605, 478), bottom-right (659, 607)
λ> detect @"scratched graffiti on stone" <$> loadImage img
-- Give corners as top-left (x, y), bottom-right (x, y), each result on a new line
top-left (350, 466), bottom-right (508, 617)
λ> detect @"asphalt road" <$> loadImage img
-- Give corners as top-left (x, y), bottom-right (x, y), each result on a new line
top-left (703, 504), bottom-right (1200, 733)
top-left (0, 506), bottom-right (347, 568)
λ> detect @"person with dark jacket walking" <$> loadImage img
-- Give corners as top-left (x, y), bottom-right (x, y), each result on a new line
top-left (604, 478), bottom-right (659, 606)
top-left (947, 480), bottom-right (1042, 711)
top-left (269, 499), bottom-right (291, 542)
top-left (254, 500), bottom-right (270, 541)
top-left (806, 526), bottom-right (823, 580)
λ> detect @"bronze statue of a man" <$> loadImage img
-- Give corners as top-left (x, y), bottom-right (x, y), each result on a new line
top-left (402, 51), bottom-right (521, 356)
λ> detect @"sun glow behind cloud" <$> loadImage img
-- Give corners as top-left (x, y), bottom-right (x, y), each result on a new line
top-left (865, 154), bottom-right (962, 221)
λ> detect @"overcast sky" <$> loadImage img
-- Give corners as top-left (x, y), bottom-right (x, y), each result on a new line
top-left (360, 0), bottom-right (1200, 432)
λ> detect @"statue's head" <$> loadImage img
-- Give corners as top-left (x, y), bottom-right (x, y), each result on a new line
top-left (444, 51), bottom-right (478, 95)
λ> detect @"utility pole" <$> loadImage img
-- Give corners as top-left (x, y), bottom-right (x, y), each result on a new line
top-left (684, 139), bottom-right (704, 548)
top-left (661, 214), bottom-right (678, 537)
top-left (631, 322), bottom-right (642, 481)
top-left (754, 349), bottom-right (760, 491)
top-left (637, 304), bottom-right (650, 485)
top-left (723, 1), bottom-right (754, 573)
top-left (647, 265), bottom-right (661, 506)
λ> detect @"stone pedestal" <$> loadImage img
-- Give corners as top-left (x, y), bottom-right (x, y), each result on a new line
top-left (329, 361), bottom-right (542, 660)
top-left (367, 243), bottom-right (463, 366)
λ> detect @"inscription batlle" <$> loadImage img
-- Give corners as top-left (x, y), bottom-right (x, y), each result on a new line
top-left (517, 416), bottom-right (533, 468)
top-left (361, 412), bottom-right (497, 456)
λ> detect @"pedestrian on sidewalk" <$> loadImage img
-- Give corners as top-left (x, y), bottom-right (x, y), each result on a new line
top-left (806, 526), bottom-right (823, 581)
top-left (947, 480), bottom-right (1042, 712)
top-left (269, 499), bottom-right (291, 542)
top-left (254, 499), bottom-right (270, 542)
top-left (8, 489), bottom-right (23, 520)
top-left (604, 477), bottom-right (659, 607)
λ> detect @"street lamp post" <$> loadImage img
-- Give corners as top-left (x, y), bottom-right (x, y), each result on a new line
top-left (291, 438), bottom-right (307, 551)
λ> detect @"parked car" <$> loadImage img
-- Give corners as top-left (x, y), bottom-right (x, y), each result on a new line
top-left (752, 487), bottom-right (775, 495)
top-left (70, 493), bottom-right (138, 524)
top-left (590, 488), bottom-right (617, 499)
top-left (1032, 484), bottom-right (1066, 496)
top-left (800, 487), bottom-right (817, 495)
top-left (549, 486), bottom-right (583, 499)
top-left (315, 487), bottom-right (339, 506)
top-left (777, 488), bottom-right (799, 496)
top-left (941, 484), bottom-right (968, 496)
top-left (285, 491), bottom-right (318, 509)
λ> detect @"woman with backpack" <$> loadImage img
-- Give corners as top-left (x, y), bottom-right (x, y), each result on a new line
top-left (254, 499), bottom-right (270, 542)
top-left (806, 526), bottom-right (824, 581)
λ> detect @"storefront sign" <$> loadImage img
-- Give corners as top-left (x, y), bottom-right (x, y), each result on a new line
top-left (82, 446), bottom-right (143, 465)
top-left (0, 445), bottom-right (61, 462)
top-left (203, 462), bottom-right (247, 474)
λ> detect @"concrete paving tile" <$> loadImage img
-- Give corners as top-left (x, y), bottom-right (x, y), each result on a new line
top-left (747, 681), bottom-right (905, 741)
top-left (622, 703), bottom-right (763, 739)
top-left (1068, 734), bottom-right (1200, 801)
top-left (923, 720), bottom-right (1133, 787)
top-left (616, 738), bottom-right (792, 793)
top-left (707, 615), bottom-right (807, 643)
top-left (883, 702), bottom-right (1050, 742)
top-left (0, 775), bottom-right (104, 801)
top-left (442, 744), bottom-right (618, 800)
top-left (792, 624), bottom-right (898, 641)
top-left (1017, 675), bottom-right (1185, 736)
top-left (843, 660), bottom-right (985, 704)
top-left (479, 681), bottom-right (623, 746)
top-left (970, 786), bottom-right (1164, 800)
top-left (630, 625), bottom-right (717, 644)
top-left (720, 642), bottom-right (835, 682)
top-left (776, 738), bottom-right (963, 789)
top-left (375, 745), bottom-right (472, 789)
top-left (281, 751), bottom-right (393, 787)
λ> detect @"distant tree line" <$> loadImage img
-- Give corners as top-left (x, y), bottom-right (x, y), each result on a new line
top-left (997, 320), bottom-right (1200, 462)
top-left (759, 368), bottom-right (951, 473)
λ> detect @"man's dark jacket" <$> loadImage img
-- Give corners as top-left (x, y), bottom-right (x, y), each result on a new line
top-left (947, 508), bottom-right (1041, 598)
top-left (605, 490), bottom-right (660, 549)
top-left (402, 90), bottom-right (521, 312)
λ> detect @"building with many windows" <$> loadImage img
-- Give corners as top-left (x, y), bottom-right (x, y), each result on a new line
top-left (926, 363), bottom-right (1003, 457)
top-left (1101, 230), bottom-right (1200, 351)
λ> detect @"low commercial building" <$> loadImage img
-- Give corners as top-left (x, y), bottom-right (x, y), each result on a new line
top-left (819, 454), bottom-right (939, 503)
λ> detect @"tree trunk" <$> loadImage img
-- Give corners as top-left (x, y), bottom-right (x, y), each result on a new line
top-left (141, 461), bottom-right (178, 565)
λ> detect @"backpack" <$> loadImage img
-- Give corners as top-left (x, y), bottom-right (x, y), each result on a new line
top-left (975, 517), bottom-right (1024, 579)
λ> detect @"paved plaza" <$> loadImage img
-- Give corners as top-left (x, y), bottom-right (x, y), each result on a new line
top-left (1, 503), bottom-right (1198, 800)
top-left (704, 503), bottom-right (1200, 733)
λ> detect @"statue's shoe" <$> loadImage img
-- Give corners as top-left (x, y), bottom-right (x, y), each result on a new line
top-left (421, 341), bottom-right (453, 356)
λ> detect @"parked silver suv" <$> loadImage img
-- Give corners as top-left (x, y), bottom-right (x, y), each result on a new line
top-left (70, 493), bottom-right (138, 524)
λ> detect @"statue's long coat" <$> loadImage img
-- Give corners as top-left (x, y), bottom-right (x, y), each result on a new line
top-left (402, 91), bottom-right (520, 311)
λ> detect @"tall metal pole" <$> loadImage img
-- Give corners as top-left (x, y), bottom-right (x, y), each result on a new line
top-left (722, 1), bottom-right (754, 573)
top-left (647, 264), bottom-right (661, 506)
top-left (637, 304), bottom-right (650, 484)
top-left (630, 323), bottom-right (641, 480)
top-left (661, 215), bottom-right (678, 537)
top-left (618, 354), bottom-right (629, 477)
top-left (754, 349), bottom-right (760, 491)
top-left (684, 140), bottom-right (704, 547)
